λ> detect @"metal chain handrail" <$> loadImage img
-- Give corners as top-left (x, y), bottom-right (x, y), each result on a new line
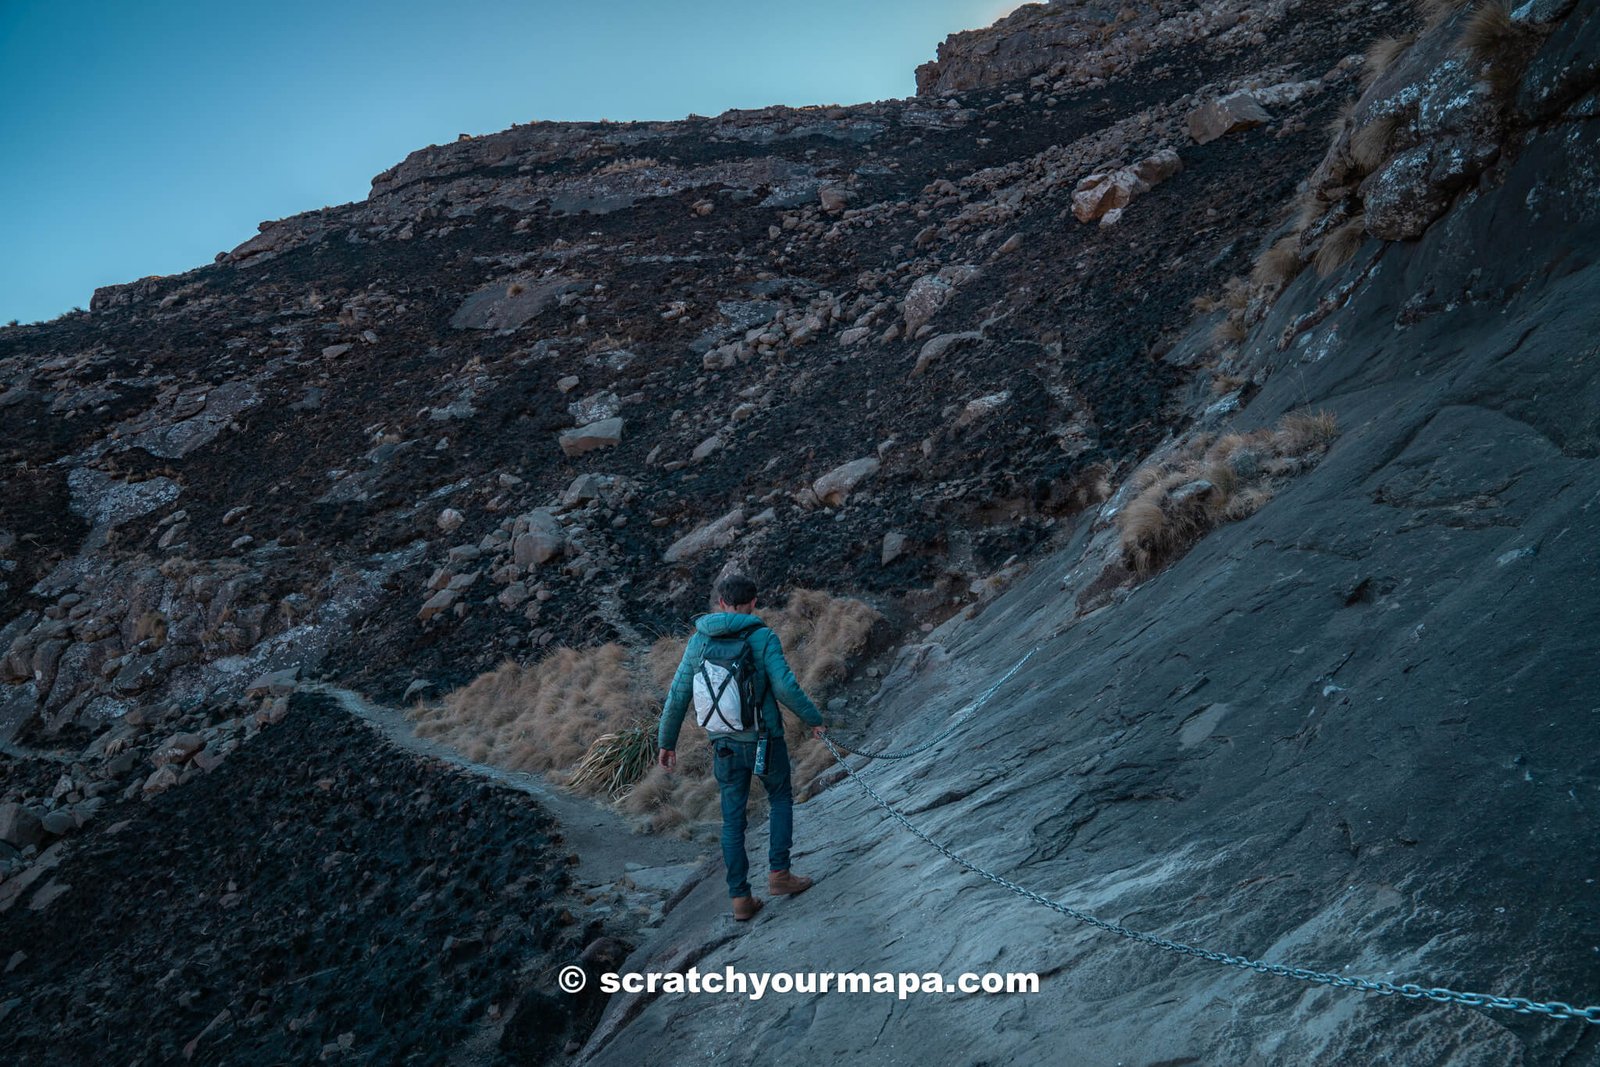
top-left (824, 647), bottom-right (1040, 761)
top-left (822, 648), bottom-right (1600, 1024)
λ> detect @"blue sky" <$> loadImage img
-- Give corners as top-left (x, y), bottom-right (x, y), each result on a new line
top-left (0, 1), bottom-right (1018, 324)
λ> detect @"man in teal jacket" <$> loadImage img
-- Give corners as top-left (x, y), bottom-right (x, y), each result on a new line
top-left (658, 574), bottom-right (826, 921)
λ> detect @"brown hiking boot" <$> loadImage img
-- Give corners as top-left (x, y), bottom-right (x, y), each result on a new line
top-left (731, 895), bottom-right (763, 921)
top-left (767, 870), bottom-right (813, 896)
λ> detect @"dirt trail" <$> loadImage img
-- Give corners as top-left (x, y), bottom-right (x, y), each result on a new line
top-left (308, 682), bottom-right (702, 887)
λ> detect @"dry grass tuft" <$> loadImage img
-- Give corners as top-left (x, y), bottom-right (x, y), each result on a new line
top-left (1211, 372), bottom-right (1246, 396)
top-left (1276, 409), bottom-right (1342, 453)
top-left (1222, 276), bottom-right (1252, 311)
top-left (1417, 0), bottom-right (1472, 27)
top-left (1324, 99), bottom-right (1358, 142)
top-left (569, 722), bottom-right (658, 798)
top-left (1314, 214), bottom-right (1368, 277)
top-left (411, 644), bottom-right (644, 773)
top-left (1458, 0), bottom-right (1517, 58)
top-left (1457, 0), bottom-right (1545, 93)
top-left (1351, 111), bottom-right (1403, 173)
top-left (765, 588), bottom-right (883, 694)
top-left (1252, 236), bottom-right (1307, 290)
top-left (595, 156), bottom-right (660, 175)
top-left (1117, 410), bottom-right (1340, 575)
top-left (1363, 34), bottom-right (1417, 90)
top-left (414, 589), bottom-right (882, 833)
top-left (1293, 189), bottom-right (1328, 233)
top-left (1212, 314), bottom-right (1248, 349)
top-left (134, 610), bottom-right (168, 648)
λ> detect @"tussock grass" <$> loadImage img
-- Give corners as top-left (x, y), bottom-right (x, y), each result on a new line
top-left (1314, 213), bottom-right (1368, 277)
top-left (1417, 0), bottom-right (1472, 27)
top-left (1351, 112), bottom-right (1403, 173)
top-left (1222, 276), bottom-right (1252, 311)
top-left (1363, 34), bottom-right (1417, 90)
top-left (569, 722), bottom-right (658, 798)
top-left (1252, 236), bottom-right (1307, 290)
top-left (412, 644), bottom-right (643, 772)
top-left (595, 156), bottom-right (660, 175)
top-left (134, 610), bottom-right (168, 648)
top-left (1212, 314), bottom-right (1248, 349)
top-left (1459, 0), bottom-right (1516, 57)
top-left (1277, 409), bottom-right (1342, 452)
top-left (413, 589), bottom-right (882, 832)
top-left (1293, 188), bottom-right (1329, 233)
top-left (1117, 410), bottom-right (1341, 575)
top-left (1458, 0), bottom-right (1545, 93)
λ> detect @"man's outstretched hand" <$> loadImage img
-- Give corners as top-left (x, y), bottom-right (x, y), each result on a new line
top-left (658, 748), bottom-right (676, 771)
top-left (811, 726), bottom-right (826, 740)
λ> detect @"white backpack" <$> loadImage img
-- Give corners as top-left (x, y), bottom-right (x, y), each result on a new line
top-left (692, 625), bottom-right (763, 735)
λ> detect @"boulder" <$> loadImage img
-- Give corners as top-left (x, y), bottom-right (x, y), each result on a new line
top-left (142, 765), bottom-right (180, 795)
top-left (0, 803), bottom-right (45, 851)
top-left (568, 391), bottom-right (621, 425)
top-left (1187, 92), bottom-right (1272, 144)
top-left (912, 331), bottom-right (982, 377)
top-left (882, 531), bottom-right (909, 566)
top-left (663, 509), bottom-right (746, 564)
top-left (39, 810), bottom-right (75, 837)
top-left (818, 186), bottom-right (851, 213)
top-left (559, 417), bottom-right (625, 457)
top-left (561, 473), bottom-right (606, 508)
top-left (153, 732), bottom-right (205, 767)
top-left (417, 588), bottom-right (459, 622)
top-left (1072, 151), bottom-right (1182, 223)
top-left (1131, 148), bottom-right (1183, 186)
top-left (902, 275), bottom-right (955, 334)
top-left (1072, 170), bottom-right (1139, 221)
top-left (813, 458), bottom-right (881, 506)
top-left (512, 511), bottom-right (565, 566)
top-left (245, 666), bottom-right (300, 698)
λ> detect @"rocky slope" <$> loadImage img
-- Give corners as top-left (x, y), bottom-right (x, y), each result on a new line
top-left (3, 0), bottom-right (1599, 1063)
top-left (0, 0), bottom-right (1404, 743)
top-left (576, 3), bottom-right (1600, 1065)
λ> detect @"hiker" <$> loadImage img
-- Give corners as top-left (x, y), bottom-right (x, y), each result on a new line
top-left (657, 574), bottom-right (826, 921)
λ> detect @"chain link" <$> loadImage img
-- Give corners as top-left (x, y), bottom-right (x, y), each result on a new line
top-left (825, 647), bottom-right (1039, 761)
top-left (823, 645), bottom-right (1600, 1024)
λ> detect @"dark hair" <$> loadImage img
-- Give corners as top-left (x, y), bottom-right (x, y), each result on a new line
top-left (716, 574), bottom-right (758, 607)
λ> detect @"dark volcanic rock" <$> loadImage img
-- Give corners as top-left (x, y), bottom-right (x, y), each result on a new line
top-left (0, 694), bottom-right (591, 1066)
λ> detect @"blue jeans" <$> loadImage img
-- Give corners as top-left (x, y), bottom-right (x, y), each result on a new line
top-left (711, 734), bottom-right (793, 898)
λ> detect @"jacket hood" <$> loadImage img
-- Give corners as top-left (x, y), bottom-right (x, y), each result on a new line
top-left (695, 612), bottom-right (765, 637)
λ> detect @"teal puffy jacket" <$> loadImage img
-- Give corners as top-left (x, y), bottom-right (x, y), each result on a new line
top-left (658, 612), bottom-right (824, 749)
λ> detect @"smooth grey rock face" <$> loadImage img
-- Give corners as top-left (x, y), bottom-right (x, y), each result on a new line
top-left (576, 54), bottom-right (1600, 1067)
top-left (450, 274), bottom-right (588, 330)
